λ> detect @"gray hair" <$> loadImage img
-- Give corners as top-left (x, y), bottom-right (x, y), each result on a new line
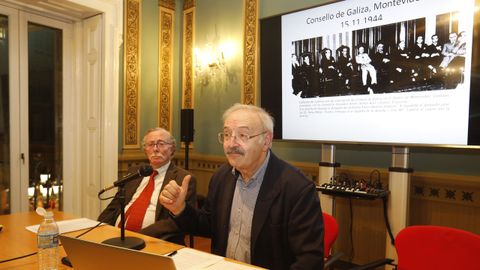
top-left (222, 103), bottom-right (274, 133)
top-left (142, 127), bottom-right (176, 155)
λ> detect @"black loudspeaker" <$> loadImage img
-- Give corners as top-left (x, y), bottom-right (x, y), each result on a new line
top-left (181, 109), bottom-right (194, 142)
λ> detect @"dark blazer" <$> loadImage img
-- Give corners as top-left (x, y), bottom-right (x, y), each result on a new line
top-left (98, 162), bottom-right (196, 245)
top-left (174, 152), bottom-right (324, 270)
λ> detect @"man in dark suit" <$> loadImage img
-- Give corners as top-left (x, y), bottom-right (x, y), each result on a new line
top-left (425, 34), bottom-right (443, 85)
top-left (98, 127), bottom-right (196, 245)
top-left (391, 40), bottom-right (413, 90)
top-left (160, 103), bottom-right (324, 269)
top-left (299, 52), bottom-right (321, 97)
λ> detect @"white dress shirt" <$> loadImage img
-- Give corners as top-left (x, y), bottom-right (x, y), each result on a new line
top-left (115, 161), bottom-right (170, 229)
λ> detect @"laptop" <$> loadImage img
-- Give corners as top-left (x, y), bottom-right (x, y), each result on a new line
top-left (59, 235), bottom-right (176, 270)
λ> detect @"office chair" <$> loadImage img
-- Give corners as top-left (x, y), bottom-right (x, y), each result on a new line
top-left (395, 225), bottom-right (480, 270)
top-left (352, 225), bottom-right (480, 270)
top-left (323, 212), bottom-right (343, 269)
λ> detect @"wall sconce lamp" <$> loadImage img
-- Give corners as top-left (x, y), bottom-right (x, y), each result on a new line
top-left (194, 41), bottom-right (235, 86)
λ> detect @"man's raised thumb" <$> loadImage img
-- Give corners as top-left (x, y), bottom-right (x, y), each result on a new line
top-left (181, 175), bottom-right (191, 193)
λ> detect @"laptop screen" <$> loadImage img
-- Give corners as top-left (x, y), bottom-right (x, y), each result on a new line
top-left (59, 235), bottom-right (176, 270)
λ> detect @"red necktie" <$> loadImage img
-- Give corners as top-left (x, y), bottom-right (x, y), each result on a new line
top-left (123, 170), bottom-right (158, 232)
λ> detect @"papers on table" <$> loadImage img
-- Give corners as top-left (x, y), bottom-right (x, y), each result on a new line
top-left (171, 248), bottom-right (223, 270)
top-left (25, 218), bottom-right (104, 234)
top-left (171, 248), bottom-right (263, 270)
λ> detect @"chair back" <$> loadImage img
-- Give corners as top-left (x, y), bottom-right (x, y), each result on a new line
top-left (323, 212), bottom-right (339, 258)
top-left (395, 225), bottom-right (480, 270)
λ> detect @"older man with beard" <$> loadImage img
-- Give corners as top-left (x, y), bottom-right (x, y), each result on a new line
top-left (98, 127), bottom-right (196, 245)
top-left (160, 103), bottom-right (324, 270)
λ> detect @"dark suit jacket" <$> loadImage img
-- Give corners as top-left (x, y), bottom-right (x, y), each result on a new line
top-left (174, 152), bottom-right (324, 270)
top-left (98, 162), bottom-right (196, 245)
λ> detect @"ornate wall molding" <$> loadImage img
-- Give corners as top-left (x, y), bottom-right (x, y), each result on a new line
top-left (123, 0), bottom-right (141, 149)
top-left (411, 172), bottom-right (480, 207)
top-left (183, 0), bottom-right (195, 10)
top-left (158, 2), bottom-right (175, 131)
top-left (242, 0), bottom-right (258, 105)
top-left (182, 1), bottom-right (195, 109)
top-left (159, 0), bottom-right (175, 10)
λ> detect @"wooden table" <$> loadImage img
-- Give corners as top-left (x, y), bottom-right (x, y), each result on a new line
top-left (0, 211), bottom-right (181, 269)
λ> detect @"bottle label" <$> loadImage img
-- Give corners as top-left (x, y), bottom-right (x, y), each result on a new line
top-left (38, 233), bottom-right (59, 249)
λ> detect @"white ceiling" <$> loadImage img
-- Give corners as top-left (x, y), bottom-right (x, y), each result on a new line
top-left (0, 0), bottom-right (101, 22)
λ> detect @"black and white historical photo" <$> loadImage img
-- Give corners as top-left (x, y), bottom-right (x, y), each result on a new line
top-left (290, 12), bottom-right (468, 98)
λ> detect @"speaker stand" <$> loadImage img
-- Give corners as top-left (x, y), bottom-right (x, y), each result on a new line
top-left (184, 141), bottom-right (194, 247)
top-left (184, 141), bottom-right (190, 171)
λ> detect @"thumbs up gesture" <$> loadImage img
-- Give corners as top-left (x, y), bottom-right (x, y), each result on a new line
top-left (159, 175), bottom-right (191, 216)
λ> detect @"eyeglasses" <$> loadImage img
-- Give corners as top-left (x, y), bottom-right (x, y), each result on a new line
top-left (144, 140), bottom-right (173, 149)
top-left (217, 131), bottom-right (267, 144)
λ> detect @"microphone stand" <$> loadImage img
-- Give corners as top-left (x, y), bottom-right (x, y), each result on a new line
top-left (102, 184), bottom-right (146, 250)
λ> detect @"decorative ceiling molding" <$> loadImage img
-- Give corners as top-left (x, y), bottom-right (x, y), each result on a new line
top-left (123, 0), bottom-right (141, 149)
top-left (242, 0), bottom-right (258, 105)
top-left (182, 2), bottom-right (195, 109)
top-left (158, 3), bottom-right (175, 131)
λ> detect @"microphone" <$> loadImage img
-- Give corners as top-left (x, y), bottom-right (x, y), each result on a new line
top-left (98, 165), bottom-right (154, 195)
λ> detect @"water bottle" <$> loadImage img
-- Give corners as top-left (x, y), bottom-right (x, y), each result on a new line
top-left (37, 211), bottom-right (59, 270)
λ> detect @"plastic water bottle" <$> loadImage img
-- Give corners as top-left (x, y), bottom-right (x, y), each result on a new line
top-left (37, 211), bottom-right (59, 270)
